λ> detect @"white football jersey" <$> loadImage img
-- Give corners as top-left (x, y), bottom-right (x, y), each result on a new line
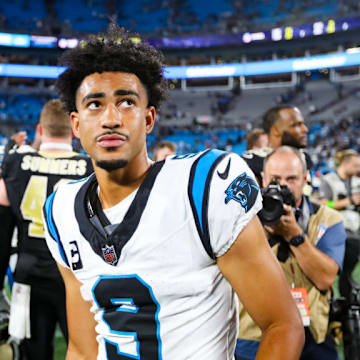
top-left (43, 149), bottom-right (262, 360)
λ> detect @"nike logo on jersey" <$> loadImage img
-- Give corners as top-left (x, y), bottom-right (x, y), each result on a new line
top-left (217, 158), bottom-right (231, 180)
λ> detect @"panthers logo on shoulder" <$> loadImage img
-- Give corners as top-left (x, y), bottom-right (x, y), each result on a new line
top-left (225, 172), bottom-right (259, 212)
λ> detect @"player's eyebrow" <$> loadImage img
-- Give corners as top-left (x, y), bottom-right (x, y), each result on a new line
top-left (81, 92), bottom-right (105, 104)
top-left (114, 89), bottom-right (140, 98)
top-left (81, 89), bottom-right (140, 104)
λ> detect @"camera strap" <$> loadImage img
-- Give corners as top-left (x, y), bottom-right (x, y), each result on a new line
top-left (270, 196), bottom-right (311, 263)
top-left (297, 197), bottom-right (310, 234)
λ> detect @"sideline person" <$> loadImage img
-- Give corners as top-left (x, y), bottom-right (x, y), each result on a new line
top-left (236, 146), bottom-right (346, 360)
top-left (0, 99), bottom-right (93, 360)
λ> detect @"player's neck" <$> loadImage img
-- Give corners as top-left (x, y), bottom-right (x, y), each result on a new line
top-left (95, 154), bottom-right (153, 209)
top-left (40, 136), bottom-right (72, 152)
top-left (337, 167), bottom-right (349, 180)
top-left (268, 136), bottom-right (279, 149)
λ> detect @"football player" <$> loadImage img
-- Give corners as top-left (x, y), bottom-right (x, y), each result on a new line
top-left (43, 25), bottom-right (304, 360)
top-left (242, 105), bottom-right (311, 186)
top-left (0, 99), bottom-right (93, 360)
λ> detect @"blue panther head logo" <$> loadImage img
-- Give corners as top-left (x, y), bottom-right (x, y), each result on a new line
top-left (225, 172), bottom-right (259, 212)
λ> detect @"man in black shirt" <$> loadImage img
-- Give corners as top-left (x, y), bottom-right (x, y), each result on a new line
top-left (242, 105), bottom-right (311, 185)
top-left (0, 99), bottom-right (93, 360)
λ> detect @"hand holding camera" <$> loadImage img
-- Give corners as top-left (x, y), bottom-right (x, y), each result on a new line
top-left (264, 204), bottom-right (303, 242)
top-left (258, 181), bottom-right (303, 243)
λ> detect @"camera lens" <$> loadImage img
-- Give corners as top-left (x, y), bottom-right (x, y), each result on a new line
top-left (259, 196), bottom-right (285, 226)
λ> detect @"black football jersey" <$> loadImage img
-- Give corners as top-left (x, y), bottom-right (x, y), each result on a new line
top-left (241, 147), bottom-right (313, 186)
top-left (1, 149), bottom-right (93, 283)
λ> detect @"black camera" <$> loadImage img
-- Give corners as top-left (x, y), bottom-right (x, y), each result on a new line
top-left (258, 181), bottom-right (296, 226)
top-left (331, 278), bottom-right (360, 360)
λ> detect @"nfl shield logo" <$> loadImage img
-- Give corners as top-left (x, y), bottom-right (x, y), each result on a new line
top-left (102, 245), bottom-right (118, 265)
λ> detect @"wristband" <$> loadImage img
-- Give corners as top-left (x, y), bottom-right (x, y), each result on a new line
top-left (327, 200), bottom-right (334, 209)
top-left (289, 233), bottom-right (305, 247)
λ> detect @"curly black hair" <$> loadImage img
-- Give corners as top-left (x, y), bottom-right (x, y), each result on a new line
top-left (56, 24), bottom-right (168, 113)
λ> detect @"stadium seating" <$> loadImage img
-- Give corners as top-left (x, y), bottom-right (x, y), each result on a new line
top-left (0, 0), bottom-right (345, 35)
top-left (1, 0), bottom-right (47, 32)
top-left (0, 78), bottom-right (358, 171)
top-left (53, 0), bottom-right (108, 33)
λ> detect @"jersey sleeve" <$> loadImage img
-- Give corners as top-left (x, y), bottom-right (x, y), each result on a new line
top-left (188, 150), bottom-right (262, 259)
top-left (1, 151), bottom-right (16, 179)
top-left (209, 153), bottom-right (262, 257)
top-left (316, 221), bottom-right (346, 270)
top-left (42, 191), bottom-right (70, 269)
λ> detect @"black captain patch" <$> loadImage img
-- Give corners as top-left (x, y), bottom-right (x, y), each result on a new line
top-left (70, 240), bottom-right (83, 270)
top-left (225, 172), bottom-right (259, 212)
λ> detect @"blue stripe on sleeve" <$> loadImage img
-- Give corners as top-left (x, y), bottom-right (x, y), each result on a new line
top-left (192, 149), bottom-right (226, 233)
top-left (44, 192), bottom-right (70, 267)
top-left (316, 221), bottom-right (346, 271)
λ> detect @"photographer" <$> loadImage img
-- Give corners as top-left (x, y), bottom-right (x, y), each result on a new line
top-left (319, 149), bottom-right (360, 300)
top-left (236, 146), bottom-right (346, 360)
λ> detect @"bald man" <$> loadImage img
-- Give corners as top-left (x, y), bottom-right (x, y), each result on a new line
top-left (236, 146), bottom-right (345, 360)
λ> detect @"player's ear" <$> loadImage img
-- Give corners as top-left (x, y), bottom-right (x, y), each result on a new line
top-left (37, 124), bottom-right (43, 136)
top-left (145, 106), bottom-right (156, 135)
top-left (304, 170), bottom-right (309, 184)
top-left (261, 171), bottom-right (266, 186)
top-left (70, 112), bottom-right (80, 139)
top-left (272, 123), bottom-right (282, 137)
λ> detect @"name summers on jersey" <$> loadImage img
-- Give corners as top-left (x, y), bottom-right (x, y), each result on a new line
top-left (21, 154), bottom-right (88, 176)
